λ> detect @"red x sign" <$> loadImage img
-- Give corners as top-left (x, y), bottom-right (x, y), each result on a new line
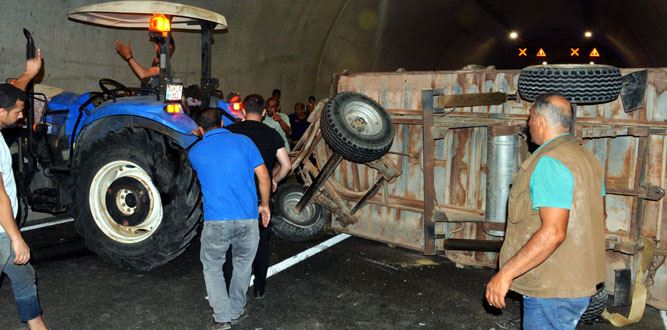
top-left (518, 48), bottom-right (527, 56)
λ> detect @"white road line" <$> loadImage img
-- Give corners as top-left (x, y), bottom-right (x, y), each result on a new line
top-left (22, 219), bottom-right (352, 292)
top-left (20, 218), bottom-right (75, 232)
top-left (249, 233), bottom-right (352, 287)
top-left (661, 310), bottom-right (667, 330)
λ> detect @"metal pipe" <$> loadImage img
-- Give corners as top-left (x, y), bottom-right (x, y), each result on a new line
top-left (295, 153), bottom-right (343, 212)
top-left (23, 29), bottom-right (36, 158)
top-left (199, 21), bottom-right (215, 108)
top-left (350, 177), bottom-right (384, 215)
top-left (441, 239), bottom-right (503, 252)
top-left (485, 133), bottom-right (519, 237)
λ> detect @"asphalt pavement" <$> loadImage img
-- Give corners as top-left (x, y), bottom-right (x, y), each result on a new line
top-left (0, 220), bottom-right (664, 329)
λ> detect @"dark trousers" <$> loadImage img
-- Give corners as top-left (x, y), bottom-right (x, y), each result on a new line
top-left (223, 219), bottom-right (271, 294)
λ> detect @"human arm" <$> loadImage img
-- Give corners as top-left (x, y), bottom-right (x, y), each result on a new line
top-left (114, 41), bottom-right (159, 79)
top-left (254, 164), bottom-right (271, 227)
top-left (12, 48), bottom-right (42, 91)
top-left (272, 113), bottom-right (292, 136)
top-left (271, 147), bottom-right (291, 192)
top-left (485, 207), bottom-right (569, 308)
top-left (0, 177), bottom-right (30, 265)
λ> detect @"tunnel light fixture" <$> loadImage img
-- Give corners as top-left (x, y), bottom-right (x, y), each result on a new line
top-left (584, 31), bottom-right (593, 38)
top-left (590, 61), bottom-right (595, 65)
top-left (509, 31), bottom-right (519, 40)
top-left (542, 61), bottom-right (548, 65)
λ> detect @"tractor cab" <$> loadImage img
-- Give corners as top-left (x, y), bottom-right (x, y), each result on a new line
top-left (67, 1), bottom-right (228, 106)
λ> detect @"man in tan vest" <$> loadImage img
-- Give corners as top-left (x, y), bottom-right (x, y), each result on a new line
top-left (485, 93), bottom-right (606, 329)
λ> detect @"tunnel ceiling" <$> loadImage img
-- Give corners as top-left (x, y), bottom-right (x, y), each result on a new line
top-left (3, 0), bottom-right (667, 105)
top-left (339, 0), bottom-right (667, 71)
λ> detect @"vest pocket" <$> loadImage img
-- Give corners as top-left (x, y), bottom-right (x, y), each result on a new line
top-left (508, 188), bottom-right (534, 223)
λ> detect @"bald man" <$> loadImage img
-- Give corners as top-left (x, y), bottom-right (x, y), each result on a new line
top-left (485, 93), bottom-right (606, 329)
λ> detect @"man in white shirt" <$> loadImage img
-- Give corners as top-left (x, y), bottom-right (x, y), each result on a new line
top-left (263, 97), bottom-right (291, 151)
top-left (0, 50), bottom-right (48, 330)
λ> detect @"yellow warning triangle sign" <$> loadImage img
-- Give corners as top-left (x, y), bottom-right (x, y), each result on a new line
top-left (589, 48), bottom-right (600, 57)
top-left (536, 48), bottom-right (547, 57)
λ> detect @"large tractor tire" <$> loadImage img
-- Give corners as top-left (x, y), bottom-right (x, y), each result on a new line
top-left (579, 283), bottom-right (608, 324)
top-left (320, 92), bottom-right (394, 163)
top-left (72, 128), bottom-right (201, 270)
top-left (518, 64), bottom-right (622, 105)
top-left (271, 182), bottom-right (328, 242)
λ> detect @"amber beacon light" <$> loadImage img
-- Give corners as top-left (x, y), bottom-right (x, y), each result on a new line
top-left (149, 14), bottom-right (171, 34)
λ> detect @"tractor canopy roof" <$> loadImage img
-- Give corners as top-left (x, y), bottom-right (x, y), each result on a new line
top-left (67, 1), bottom-right (227, 31)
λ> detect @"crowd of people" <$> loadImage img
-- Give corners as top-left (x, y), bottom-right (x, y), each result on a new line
top-left (0, 38), bottom-right (606, 330)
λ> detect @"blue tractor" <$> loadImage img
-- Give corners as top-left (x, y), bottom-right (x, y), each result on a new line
top-left (14, 2), bottom-right (238, 270)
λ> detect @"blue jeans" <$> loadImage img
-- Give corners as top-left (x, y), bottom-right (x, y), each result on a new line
top-left (0, 233), bottom-right (42, 322)
top-left (200, 220), bottom-right (259, 323)
top-left (523, 295), bottom-right (591, 330)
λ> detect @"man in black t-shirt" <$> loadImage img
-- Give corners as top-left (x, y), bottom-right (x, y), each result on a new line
top-left (224, 94), bottom-right (291, 299)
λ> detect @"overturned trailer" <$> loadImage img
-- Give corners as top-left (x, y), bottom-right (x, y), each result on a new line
top-left (273, 65), bottom-right (667, 317)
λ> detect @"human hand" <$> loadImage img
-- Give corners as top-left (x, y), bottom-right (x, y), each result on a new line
top-left (114, 40), bottom-right (132, 60)
top-left (271, 179), bottom-right (277, 192)
top-left (11, 237), bottom-right (30, 265)
top-left (191, 127), bottom-right (204, 137)
top-left (485, 270), bottom-right (512, 309)
top-left (272, 113), bottom-right (281, 121)
top-left (24, 48), bottom-right (42, 79)
top-left (259, 204), bottom-right (271, 227)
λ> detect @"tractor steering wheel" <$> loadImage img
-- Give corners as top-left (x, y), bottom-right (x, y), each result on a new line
top-left (99, 78), bottom-right (133, 97)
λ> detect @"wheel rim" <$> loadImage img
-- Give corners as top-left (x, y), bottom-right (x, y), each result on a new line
top-left (89, 160), bottom-right (163, 243)
top-left (342, 100), bottom-right (383, 137)
top-left (280, 191), bottom-right (318, 227)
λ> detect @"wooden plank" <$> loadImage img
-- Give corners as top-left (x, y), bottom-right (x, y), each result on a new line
top-left (436, 92), bottom-right (507, 108)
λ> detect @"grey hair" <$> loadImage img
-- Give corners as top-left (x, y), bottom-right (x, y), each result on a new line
top-left (532, 93), bottom-right (572, 131)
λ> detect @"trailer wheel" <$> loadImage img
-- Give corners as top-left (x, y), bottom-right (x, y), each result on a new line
top-left (579, 283), bottom-right (608, 324)
top-left (320, 92), bottom-right (393, 163)
top-left (518, 64), bottom-right (622, 104)
top-left (73, 128), bottom-right (201, 270)
top-left (271, 183), bottom-right (328, 242)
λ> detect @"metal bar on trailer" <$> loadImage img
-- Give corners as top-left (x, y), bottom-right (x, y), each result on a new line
top-left (295, 153), bottom-right (343, 212)
top-left (422, 89), bottom-right (437, 255)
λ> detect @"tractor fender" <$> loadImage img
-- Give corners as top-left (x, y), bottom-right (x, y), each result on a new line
top-left (79, 96), bottom-right (197, 137)
top-left (72, 115), bottom-right (199, 167)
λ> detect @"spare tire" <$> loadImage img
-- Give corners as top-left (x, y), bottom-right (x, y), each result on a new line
top-left (320, 92), bottom-right (393, 163)
top-left (518, 64), bottom-right (622, 105)
top-left (579, 283), bottom-right (608, 324)
top-left (271, 182), bottom-right (328, 242)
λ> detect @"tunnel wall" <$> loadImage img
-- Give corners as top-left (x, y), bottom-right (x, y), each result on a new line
top-left (0, 0), bottom-right (350, 110)
top-left (3, 0), bottom-right (667, 111)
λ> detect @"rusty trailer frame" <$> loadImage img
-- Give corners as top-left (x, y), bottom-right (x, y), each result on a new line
top-left (290, 68), bottom-right (667, 310)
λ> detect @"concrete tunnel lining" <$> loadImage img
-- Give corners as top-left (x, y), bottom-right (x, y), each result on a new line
top-left (1, 0), bottom-right (666, 117)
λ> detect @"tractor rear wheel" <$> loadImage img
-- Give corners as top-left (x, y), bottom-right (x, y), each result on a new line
top-left (72, 128), bottom-right (201, 270)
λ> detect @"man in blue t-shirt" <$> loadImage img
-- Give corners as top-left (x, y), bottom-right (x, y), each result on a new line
top-left (189, 108), bottom-right (271, 329)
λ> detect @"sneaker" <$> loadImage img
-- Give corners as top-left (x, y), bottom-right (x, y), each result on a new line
top-left (208, 321), bottom-right (231, 330)
top-left (231, 308), bottom-right (248, 325)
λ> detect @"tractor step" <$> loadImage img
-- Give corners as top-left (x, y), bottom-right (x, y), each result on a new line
top-left (46, 165), bottom-right (71, 176)
top-left (30, 188), bottom-right (67, 213)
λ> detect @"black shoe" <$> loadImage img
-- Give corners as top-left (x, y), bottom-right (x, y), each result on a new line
top-left (231, 308), bottom-right (248, 325)
top-left (254, 289), bottom-right (266, 300)
top-left (208, 321), bottom-right (231, 330)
